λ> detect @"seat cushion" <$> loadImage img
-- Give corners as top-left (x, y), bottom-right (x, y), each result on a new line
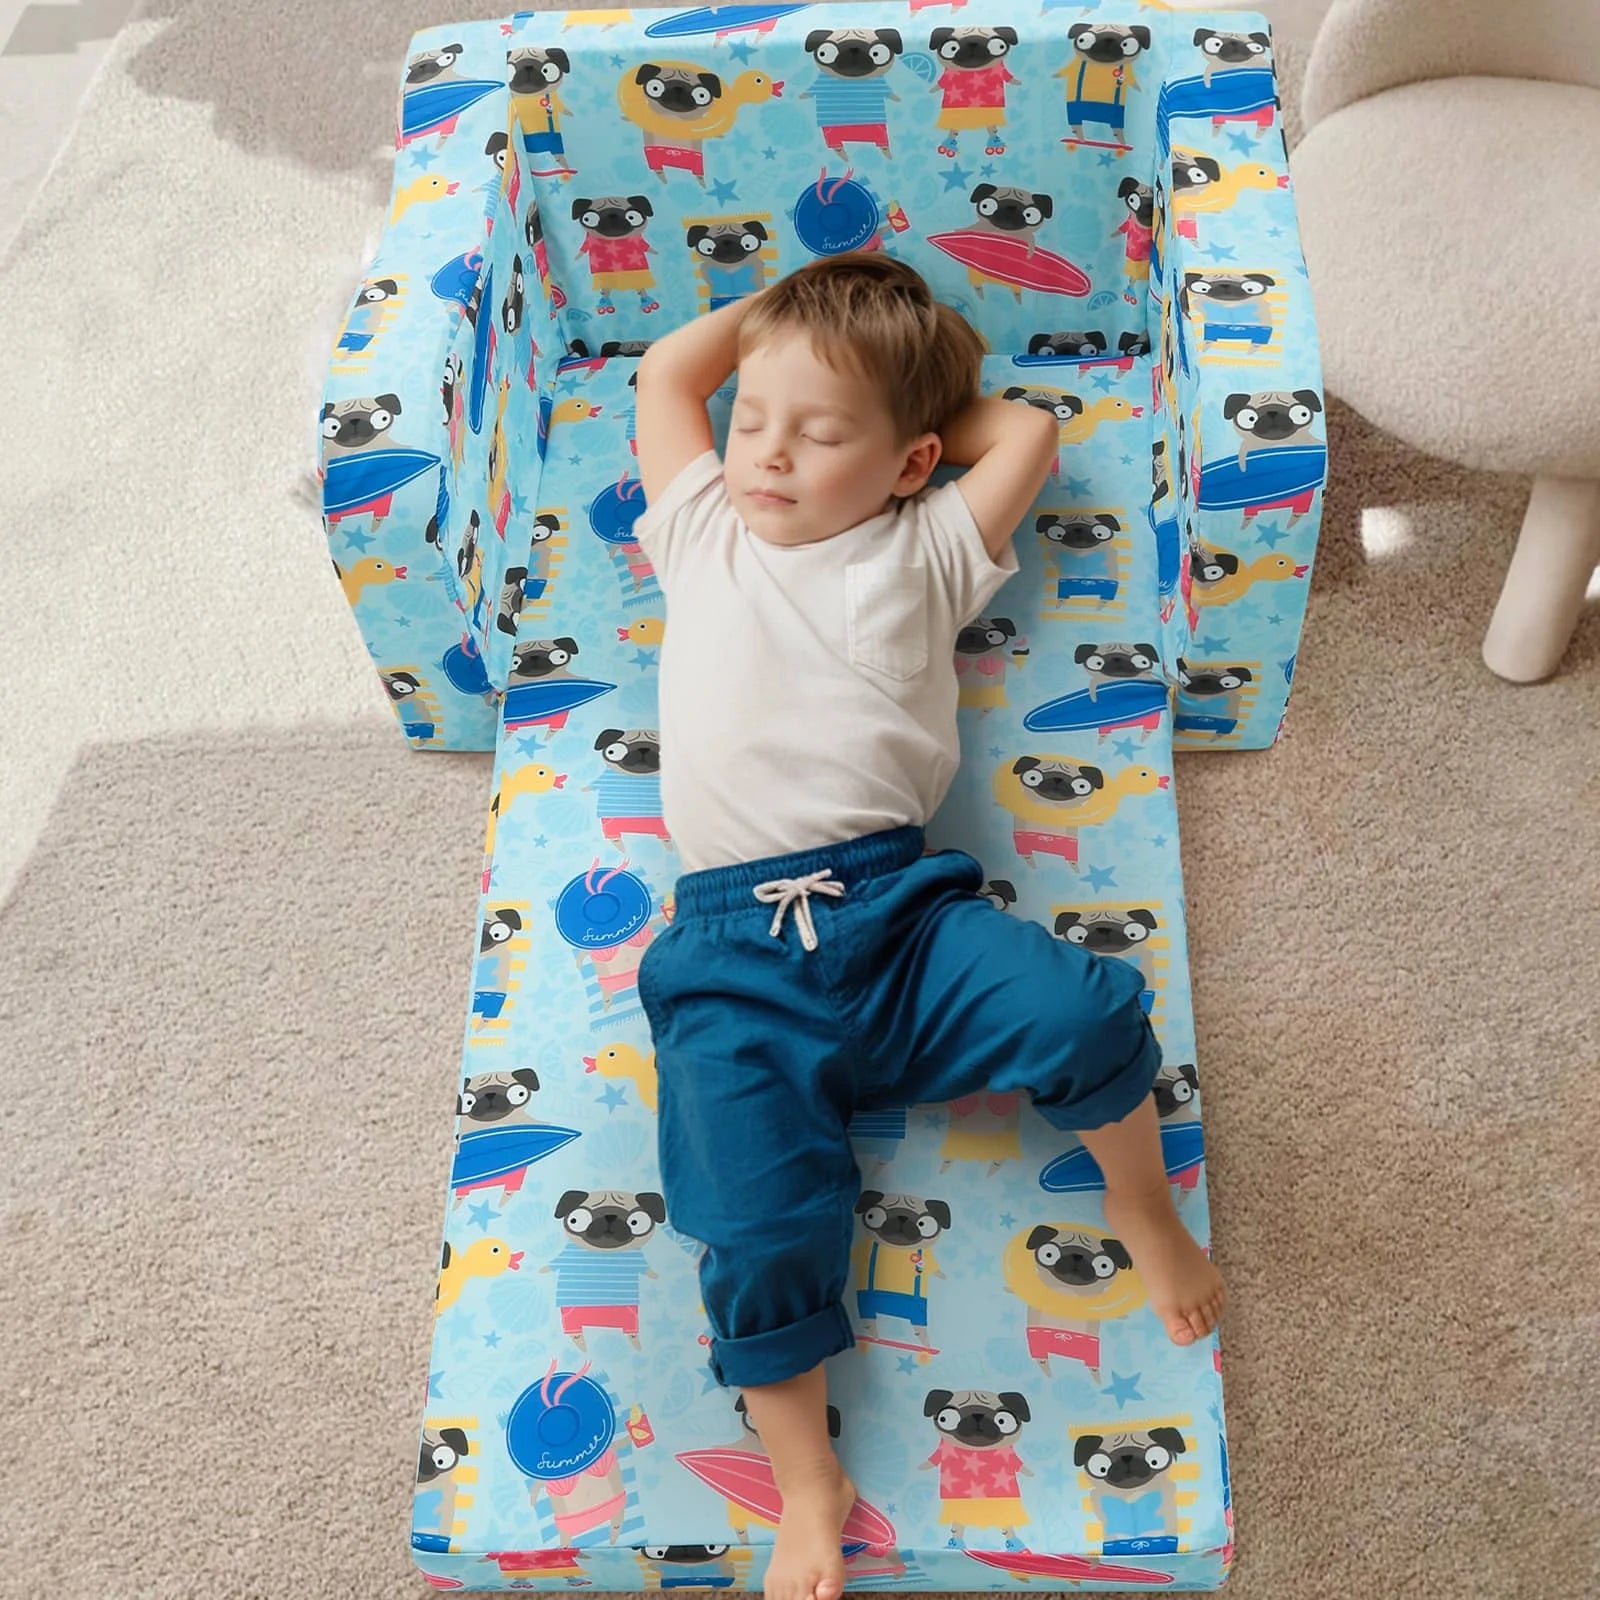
top-left (413, 348), bottom-right (1234, 1589)
top-left (1291, 76), bottom-right (1600, 476)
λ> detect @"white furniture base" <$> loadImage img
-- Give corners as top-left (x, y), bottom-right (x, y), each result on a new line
top-left (1482, 477), bottom-right (1600, 683)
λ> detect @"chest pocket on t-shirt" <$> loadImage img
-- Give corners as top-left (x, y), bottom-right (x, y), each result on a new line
top-left (846, 561), bottom-right (930, 681)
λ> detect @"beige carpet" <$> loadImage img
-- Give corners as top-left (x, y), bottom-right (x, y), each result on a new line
top-left (2, 3), bottom-right (1597, 1597)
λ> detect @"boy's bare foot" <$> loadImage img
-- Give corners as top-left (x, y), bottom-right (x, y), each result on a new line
top-left (1103, 1184), bottom-right (1225, 1345)
top-left (766, 1461), bottom-right (857, 1600)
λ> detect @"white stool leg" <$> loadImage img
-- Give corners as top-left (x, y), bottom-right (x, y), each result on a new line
top-left (1481, 476), bottom-right (1600, 683)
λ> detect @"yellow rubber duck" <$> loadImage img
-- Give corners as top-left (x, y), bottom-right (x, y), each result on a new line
top-left (584, 1041), bottom-right (659, 1112)
top-left (435, 1236), bottom-right (522, 1316)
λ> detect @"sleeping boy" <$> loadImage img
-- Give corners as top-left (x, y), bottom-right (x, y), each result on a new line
top-left (631, 252), bottom-right (1224, 1600)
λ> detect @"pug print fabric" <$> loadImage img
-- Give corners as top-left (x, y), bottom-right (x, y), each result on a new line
top-left (320, 2), bottom-right (1324, 1590)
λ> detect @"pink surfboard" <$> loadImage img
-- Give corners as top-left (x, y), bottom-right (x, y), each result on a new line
top-left (926, 230), bottom-right (1091, 296)
top-left (676, 1448), bottom-right (896, 1548)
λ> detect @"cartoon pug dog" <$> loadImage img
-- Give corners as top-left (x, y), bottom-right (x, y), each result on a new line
top-left (457, 1067), bottom-right (542, 1132)
top-left (473, 906), bottom-right (525, 1028)
top-left (572, 195), bottom-right (660, 316)
top-left (400, 42), bottom-right (472, 151)
top-left (1004, 1222), bottom-right (1143, 1382)
top-left (507, 46), bottom-right (576, 176)
top-left (321, 395), bottom-right (403, 532)
top-left (686, 219), bottom-right (769, 310)
top-left (415, 1425), bottom-right (473, 1541)
top-left (1029, 329), bottom-right (1107, 358)
top-left (522, 512), bottom-right (562, 608)
top-left (1073, 640), bottom-right (1163, 704)
top-left (588, 728), bottom-right (669, 850)
top-left (634, 1545), bottom-right (743, 1589)
top-left (524, 199), bottom-right (569, 318)
top-left (1176, 656), bottom-right (1254, 730)
top-left (1182, 269), bottom-right (1275, 350)
top-left (955, 616), bottom-right (1029, 714)
top-left (980, 878), bottom-right (1017, 913)
top-left (1168, 150), bottom-right (1221, 243)
top-left (919, 1389), bottom-right (1035, 1548)
top-left (543, 1188), bottom-right (665, 1351)
top-left (939, 1090), bottom-right (1023, 1176)
top-left (1223, 389), bottom-right (1323, 473)
top-left (507, 634), bottom-right (581, 731)
top-left (929, 26), bottom-right (1018, 158)
top-left (991, 755), bottom-right (1104, 870)
top-left (1193, 26), bottom-right (1272, 89)
top-left (622, 62), bottom-right (783, 185)
top-left (967, 185), bottom-right (1054, 301)
top-left (1054, 907), bottom-right (1159, 994)
top-left (1073, 1426), bottom-right (1191, 1548)
top-left (798, 28), bottom-right (903, 155)
top-left (1058, 23), bottom-right (1151, 147)
top-left (1037, 510), bottom-right (1120, 587)
top-left (852, 1191), bottom-right (951, 1352)
top-left (1114, 176), bottom-right (1156, 299)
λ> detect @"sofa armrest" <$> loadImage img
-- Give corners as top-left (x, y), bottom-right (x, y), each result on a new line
top-left (318, 20), bottom-right (557, 752)
top-left (1150, 12), bottom-right (1328, 751)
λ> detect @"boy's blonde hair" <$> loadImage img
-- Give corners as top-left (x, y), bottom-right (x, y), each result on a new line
top-left (737, 253), bottom-right (985, 446)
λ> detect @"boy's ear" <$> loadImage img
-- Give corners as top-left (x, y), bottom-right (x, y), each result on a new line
top-left (893, 431), bottom-right (943, 497)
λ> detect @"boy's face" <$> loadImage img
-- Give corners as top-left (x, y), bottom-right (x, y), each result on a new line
top-left (725, 332), bottom-right (940, 546)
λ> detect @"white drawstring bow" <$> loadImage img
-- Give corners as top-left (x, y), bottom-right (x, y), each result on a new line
top-left (752, 869), bottom-right (847, 952)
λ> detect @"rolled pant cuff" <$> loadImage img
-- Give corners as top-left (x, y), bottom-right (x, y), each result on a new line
top-left (1033, 1010), bottom-right (1164, 1134)
top-left (708, 1302), bottom-right (856, 1389)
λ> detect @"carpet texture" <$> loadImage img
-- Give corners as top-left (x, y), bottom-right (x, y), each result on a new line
top-left (1, 3), bottom-right (1597, 1597)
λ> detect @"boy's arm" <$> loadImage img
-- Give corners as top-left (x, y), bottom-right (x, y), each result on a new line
top-left (939, 395), bottom-right (1060, 561)
top-left (635, 294), bottom-right (764, 504)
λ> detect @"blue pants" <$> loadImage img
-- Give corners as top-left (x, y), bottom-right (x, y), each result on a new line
top-left (635, 825), bottom-right (1162, 1389)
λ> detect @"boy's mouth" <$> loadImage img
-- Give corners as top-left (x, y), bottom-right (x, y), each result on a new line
top-left (747, 488), bottom-right (795, 507)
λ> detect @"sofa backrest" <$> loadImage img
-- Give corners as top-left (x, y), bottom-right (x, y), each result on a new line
top-left (402, 0), bottom-right (1275, 360)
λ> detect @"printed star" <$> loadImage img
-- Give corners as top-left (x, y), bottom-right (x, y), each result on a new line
top-left (1120, 453), bottom-right (1135, 467)
top-left (940, 163), bottom-right (973, 193)
top-left (763, 146), bottom-right (778, 161)
top-left (1253, 521), bottom-right (1289, 549)
top-left (728, 39), bottom-right (757, 64)
top-left (1196, 633), bottom-right (1231, 653)
top-left (533, 834), bottom-right (549, 848)
top-left (512, 731), bottom-right (545, 758)
top-left (510, 491), bottom-right (532, 519)
top-left (428, 1367), bottom-right (446, 1400)
top-left (484, 1330), bottom-right (502, 1349)
top-left (342, 527), bottom-right (376, 555)
top-left (708, 178), bottom-right (740, 204)
top-left (988, 744), bottom-right (1005, 760)
top-left (897, 1354), bottom-right (920, 1374)
top-left (610, 54), bottom-right (626, 69)
top-left (1064, 474), bottom-right (1093, 496)
top-left (599, 1083), bottom-right (629, 1112)
top-left (487, 862), bottom-right (500, 890)
top-left (997, 1212), bottom-right (1017, 1230)
top-left (1266, 224), bottom-right (1283, 238)
top-left (1090, 369), bottom-right (1117, 393)
top-left (1113, 737), bottom-right (1139, 761)
top-left (633, 648), bottom-right (654, 671)
top-left (1084, 864), bottom-right (1118, 891)
top-left (1149, 834), bottom-right (1167, 850)
top-left (408, 145), bottom-right (440, 174)
top-left (469, 1199), bottom-right (497, 1230)
top-left (1097, 150), bottom-right (1118, 170)
top-left (1103, 1370), bottom-right (1144, 1408)
top-left (1225, 129), bottom-right (1257, 155)
top-left (568, 452), bottom-right (584, 468)
top-left (1267, 613), bottom-right (1284, 627)
top-left (1201, 241), bottom-right (1237, 262)
top-left (395, 615), bottom-right (413, 629)
top-left (558, 371), bottom-right (583, 395)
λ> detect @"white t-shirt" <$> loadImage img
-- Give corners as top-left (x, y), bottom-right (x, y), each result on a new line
top-left (632, 449), bottom-right (1019, 874)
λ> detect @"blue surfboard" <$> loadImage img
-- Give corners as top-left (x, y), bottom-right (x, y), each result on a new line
top-left (401, 78), bottom-right (503, 144)
top-left (450, 1123), bottom-right (581, 1187)
top-left (501, 675), bottom-right (616, 730)
top-left (1023, 678), bottom-right (1170, 733)
top-left (643, 5), bottom-right (810, 38)
top-left (322, 447), bottom-right (440, 516)
top-left (1156, 67), bottom-right (1277, 160)
top-left (1196, 442), bottom-right (1325, 512)
top-left (1039, 1119), bottom-right (1205, 1193)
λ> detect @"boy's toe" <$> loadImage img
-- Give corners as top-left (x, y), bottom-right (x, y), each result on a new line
top-left (1167, 1316), bottom-right (1196, 1345)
